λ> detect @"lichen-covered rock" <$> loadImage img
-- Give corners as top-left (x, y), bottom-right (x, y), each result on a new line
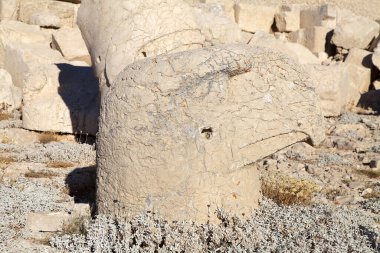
top-left (97, 44), bottom-right (325, 222)
top-left (77, 0), bottom-right (241, 87)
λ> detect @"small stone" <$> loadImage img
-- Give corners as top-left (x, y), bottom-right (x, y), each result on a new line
top-left (361, 188), bottom-right (373, 196)
top-left (334, 195), bottom-right (353, 205)
top-left (26, 212), bottom-right (70, 232)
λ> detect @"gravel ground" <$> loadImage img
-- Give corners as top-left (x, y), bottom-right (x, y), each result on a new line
top-left (50, 198), bottom-right (378, 252)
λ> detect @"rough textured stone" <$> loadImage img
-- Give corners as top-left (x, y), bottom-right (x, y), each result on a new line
top-left (288, 26), bottom-right (332, 54)
top-left (19, 0), bottom-right (76, 28)
top-left (97, 44), bottom-right (325, 222)
top-left (22, 62), bottom-right (99, 135)
top-left (249, 31), bottom-right (320, 65)
top-left (235, 4), bottom-right (277, 33)
top-left (52, 27), bottom-right (90, 64)
top-left (300, 4), bottom-right (337, 29)
top-left (332, 14), bottom-right (379, 49)
top-left (30, 11), bottom-right (61, 28)
top-left (4, 42), bottom-right (62, 88)
top-left (0, 20), bottom-right (50, 67)
top-left (305, 64), bottom-right (355, 116)
top-left (78, 0), bottom-right (241, 87)
top-left (0, 0), bottom-right (19, 20)
top-left (0, 68), bottom-right (21, 113)
top-left (275, 5), bottom-right (300, 32)
top-left (26, 212), bottom-right (70, 232)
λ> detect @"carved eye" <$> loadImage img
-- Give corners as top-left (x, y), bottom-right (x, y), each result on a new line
top-left (201, 127), bottom-right (213, 140)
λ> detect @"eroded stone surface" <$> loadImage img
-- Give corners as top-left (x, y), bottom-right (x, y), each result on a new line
top-left (77, 0), bottom-right (241, 87)
top-left (97, 44), bottom-right (325, 222)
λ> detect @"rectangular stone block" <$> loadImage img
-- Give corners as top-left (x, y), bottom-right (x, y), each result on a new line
top-left (235, 3), bottom-right (277, 33)
top-left (300, 4), bottom-right (337, 29)
top-left (275, 6), bottom-right (300, 32)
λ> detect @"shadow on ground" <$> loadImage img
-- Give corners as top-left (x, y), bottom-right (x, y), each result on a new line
top-left (65, 165), bottom-right (97, 206)
top-left (357, 90), bottom-right (380, 114)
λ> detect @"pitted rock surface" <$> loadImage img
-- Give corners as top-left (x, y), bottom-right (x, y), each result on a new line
top-left (97, 44), bottom-right (325, 221)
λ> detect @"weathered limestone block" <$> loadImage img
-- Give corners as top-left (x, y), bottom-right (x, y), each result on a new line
top-left (188, 0), bottom-right (235, 21)
top-left (300, 4), bottom-right (337, 29)
top-left (26, 212), bottom-right (70, 232)
top-left (78, 0), bottom-right (241, 87)
top-left (22, 62), bottom-right (99, 135)
top-left (249, 31), bottom-right (320, 65)
top-left (19, 0), bottom-right (76, 28)
top-left (0, 0), bottom-right (19, 20)
top-left (4, 42), bottom-right (62, 88)
top-left (97, 44), bottom-right (325, 222)
top-left (305, 64), bottom-right (356, 116)
top-left (332, 14), bottom-right (379, 49)
top-left (52, 27), bottom-right (90, 64)
top-left (288, 26), bottom-right (332, 55)
top-left (0, 20), bottom-right (50, 67)
top-left (275, 5), bottom-right (300, 32)
top-left (345, 48), bottom-right (378, 84)
top-left (235, 3), bottom-right (277, 33)
top-left (0, 68), bottom-right (21, 113)
top-left (30, 11), bottom-right (61, 28)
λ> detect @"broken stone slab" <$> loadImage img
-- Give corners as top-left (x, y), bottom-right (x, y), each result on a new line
top-left (97, 44), bottom-right (325, 222)
top-left (0, 20), bottom-right (51, 67)
top-left (235, 3), bottom-right (277, 33)
top-left (0, 68), bottom-right (21, 113)
top-left (26, 212), bottom-right (70, 232)
top-left (78, 0), bottom-right (241, 88)
top-left (332, 14), bottom-right (380, 49)
top-left (52, 27), bottom-right (90, 64)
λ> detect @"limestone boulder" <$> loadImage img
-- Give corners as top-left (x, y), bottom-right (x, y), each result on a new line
top-left (78, 0), bottom-right (241, 87)
top-left (275, 5), bottom-right (300, 32)
top-left (52, 27), bottom-right (90, 64)
top-left (19, 0), bottom-right (77, 28)
top-left (30, 11), bottom-right (61, 28)
top-left (97, 44), bottom-right (325, 222)
top-left (0, 68), bottom-right (21, 113)
top-left (4, 42), bottom-right (62, 88)
top-left (288, 26), bottom-right (333, 55)
top-left (332, 14), bottom-right (379, 49)
top-left (305, 64), bottom-right (357, 116)
top-left (300, 4), bottom-right (337, 29)
top-left (0, 20), bottom-right (50, 67)
top-left (235, 4), bottom-right (277, 33)
top-left (0, 0), bottom-right (19, 20)
top-left (22, 62), bottom-right (99, 135)
top-left (345, 48), bottom-right (377, 87)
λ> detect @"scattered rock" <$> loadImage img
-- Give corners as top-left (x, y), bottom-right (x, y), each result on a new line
top-left (332, 14), bottom-right (379, 49)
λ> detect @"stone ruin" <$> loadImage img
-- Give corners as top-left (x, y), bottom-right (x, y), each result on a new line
top-left (1, 0), bottom-right (379, 222)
